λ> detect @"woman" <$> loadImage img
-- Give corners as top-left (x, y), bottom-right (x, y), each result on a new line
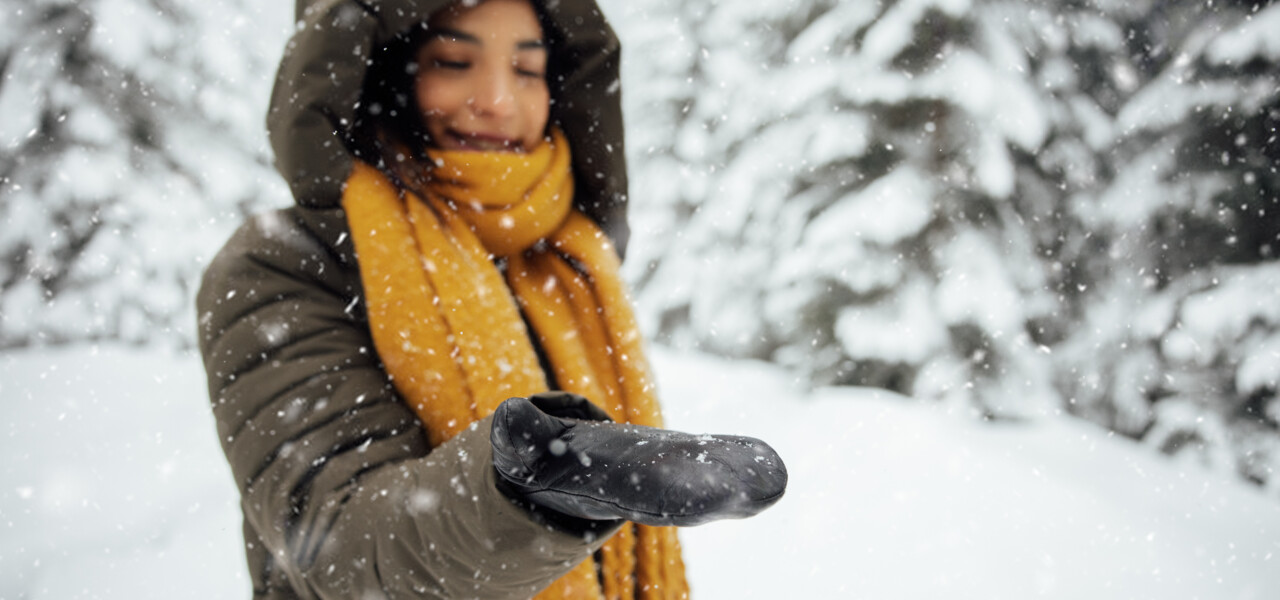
top-left (197, 1), bottom-right (786, 598)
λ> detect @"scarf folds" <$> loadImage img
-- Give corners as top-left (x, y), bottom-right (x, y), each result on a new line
top-left (341, 129), bottom-right (688, 600)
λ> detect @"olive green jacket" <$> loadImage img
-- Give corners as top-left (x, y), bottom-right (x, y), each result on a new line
top-left (197, 1), bottom-right (630, 597)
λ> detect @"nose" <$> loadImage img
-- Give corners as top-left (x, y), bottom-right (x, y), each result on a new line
top-left (469, 64), bottom-right (517, 119)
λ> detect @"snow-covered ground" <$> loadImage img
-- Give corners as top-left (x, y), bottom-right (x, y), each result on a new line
top-left (1, 344), bottom-right (1277, 599)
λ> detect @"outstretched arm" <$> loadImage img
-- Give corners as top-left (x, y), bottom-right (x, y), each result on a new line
top-left (197, 209), bottom-right (613, 599)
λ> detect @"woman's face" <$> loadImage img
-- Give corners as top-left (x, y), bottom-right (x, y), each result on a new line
top-left (415, 0), bottom-right (550, 153)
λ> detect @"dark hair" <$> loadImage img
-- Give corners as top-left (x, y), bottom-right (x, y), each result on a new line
top-left (347, 25), bottom-right (435, 190)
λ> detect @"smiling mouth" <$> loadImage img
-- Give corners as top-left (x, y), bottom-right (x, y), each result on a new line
top-left (445, 130), bottom-right (523, 152)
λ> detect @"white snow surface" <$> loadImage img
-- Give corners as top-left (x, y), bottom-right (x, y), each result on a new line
top-left (2, 344), bottom-right (1278, 599)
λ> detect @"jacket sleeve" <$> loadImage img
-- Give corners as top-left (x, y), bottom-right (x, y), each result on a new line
top-left (196, 209), bottom-right (614, 599)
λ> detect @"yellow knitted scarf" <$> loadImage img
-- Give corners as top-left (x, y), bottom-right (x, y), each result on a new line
top-left (341, 129), bottom-right (688, 600)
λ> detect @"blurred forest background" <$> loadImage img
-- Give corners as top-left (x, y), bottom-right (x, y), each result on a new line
top-left (1, 0), bottom-right (1277, 495)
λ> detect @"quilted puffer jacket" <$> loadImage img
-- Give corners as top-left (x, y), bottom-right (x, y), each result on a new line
top-left (196, 0), bottom-right (631, 597)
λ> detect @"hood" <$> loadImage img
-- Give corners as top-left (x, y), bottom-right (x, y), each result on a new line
top-left (268, 0), bottom-right (630, 254)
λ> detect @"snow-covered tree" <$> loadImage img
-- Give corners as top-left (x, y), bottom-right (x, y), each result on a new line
top-left (1041, 0), bottom-right (1280, 491)
top-left (0, 0), bottom-right (289, 348)
top-left (614, 0), bottom-right (1280, 491)
top-left (622, 0), bottom-right (1061, 418)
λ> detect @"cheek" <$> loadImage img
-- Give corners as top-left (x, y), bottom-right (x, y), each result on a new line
top-left (521, 88), bottom-right (551, 143)
top-left (415, 76), bottom-right (463, 125)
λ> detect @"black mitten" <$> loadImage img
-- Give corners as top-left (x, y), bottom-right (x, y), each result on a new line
top-left (491, 394), bottom-right (787, 527)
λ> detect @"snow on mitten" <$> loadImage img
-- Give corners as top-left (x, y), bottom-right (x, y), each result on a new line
top-left (491, 394), bottom-right (787, 527)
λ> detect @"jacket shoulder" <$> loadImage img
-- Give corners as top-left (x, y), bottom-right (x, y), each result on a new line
top-left (196, 207), bottom-right (362, 358)
top-left (200, 207), bottom-right (357, 304)
top-left (203, 207), bottom-right (354, 285)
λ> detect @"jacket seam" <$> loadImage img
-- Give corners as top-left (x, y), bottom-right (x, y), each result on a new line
top-left (224, 354), bottom-right (385, 445)
top-left (237, 372), bottom-right (404, 485)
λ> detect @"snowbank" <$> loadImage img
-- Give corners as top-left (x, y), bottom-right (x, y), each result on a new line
top-left (1, 345), bottom-right (1277, 599)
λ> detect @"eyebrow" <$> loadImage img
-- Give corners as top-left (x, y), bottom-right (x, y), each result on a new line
top-left (429, 27), bottom-right (546, 51)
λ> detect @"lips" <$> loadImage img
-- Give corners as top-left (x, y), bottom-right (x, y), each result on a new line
top-left (443, 129), bottom-right (523, 152)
